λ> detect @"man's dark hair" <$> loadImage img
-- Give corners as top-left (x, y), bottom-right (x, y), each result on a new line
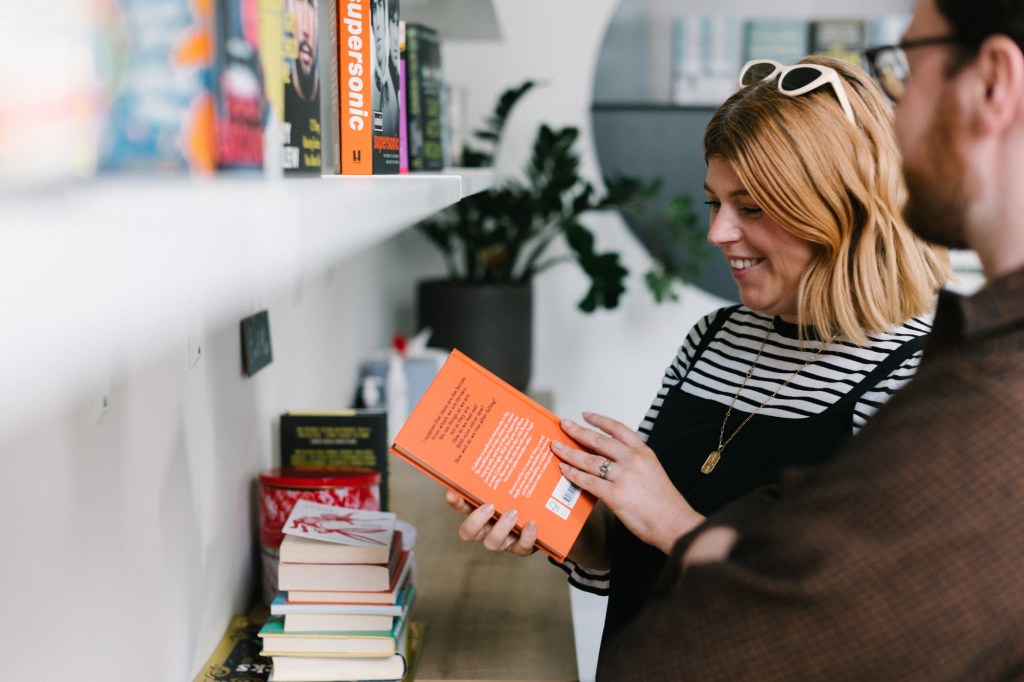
top-left (937, 0), bottom-right (1024, 57)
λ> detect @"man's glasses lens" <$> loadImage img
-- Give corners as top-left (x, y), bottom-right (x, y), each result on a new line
top-left (870, 48), bottom-right (909, 101)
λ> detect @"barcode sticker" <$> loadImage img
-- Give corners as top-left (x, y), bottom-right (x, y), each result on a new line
top-left (553, 476), bottom-right (582, 509)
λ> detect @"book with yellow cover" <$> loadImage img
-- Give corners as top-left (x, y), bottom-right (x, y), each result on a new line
top-left (390, 349), bottom-right (595, 562)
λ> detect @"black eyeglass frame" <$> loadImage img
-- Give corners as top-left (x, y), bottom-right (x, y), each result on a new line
top-left (864, 34), bottom-right (962, 100)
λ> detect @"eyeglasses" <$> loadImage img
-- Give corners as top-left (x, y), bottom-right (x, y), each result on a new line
top-left (738, 59), bottom-right (856, 124)
top-left (864, 34), bottom-right (960, 102)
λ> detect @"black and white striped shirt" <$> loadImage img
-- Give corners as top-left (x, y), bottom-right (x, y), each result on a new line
top-left (641, 306), bottom-right (933, 438)
top-left (560, 305), bottom-right (933, 595)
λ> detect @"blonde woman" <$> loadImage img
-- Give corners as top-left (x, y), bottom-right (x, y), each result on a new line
top-left (447, 55), bottom-right (951, 654)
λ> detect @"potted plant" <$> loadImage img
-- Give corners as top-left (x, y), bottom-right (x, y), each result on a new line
top-left (416, 81), bottom-right (709, 389)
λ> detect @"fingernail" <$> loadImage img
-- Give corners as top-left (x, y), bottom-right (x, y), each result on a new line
top-left (481, 503), bottom-right (494, 515)
top-left (551, 439), bottom-right (564, 450)
top-left (505, 509), bottom-right (519, 522)
top-left (561, 419), bottom-right (576, 429)
top-left (559, 463), bottom-right (570, 475)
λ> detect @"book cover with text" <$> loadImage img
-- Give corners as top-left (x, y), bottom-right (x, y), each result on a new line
top-left (390, 349), bottom-right (595, 562)
top-left (281, 409), bottom-right (391, 510)
top-left (337, 0), bottom-right (399, 174)
top-left (282, 0), bottom-right (322, 173)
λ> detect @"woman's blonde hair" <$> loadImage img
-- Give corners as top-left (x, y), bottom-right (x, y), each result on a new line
top-left (704, 55), bottom-right (951, 345)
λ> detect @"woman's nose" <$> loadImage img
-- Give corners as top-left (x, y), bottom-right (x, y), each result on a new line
top-left (707, 210), bottom-right (741, 247)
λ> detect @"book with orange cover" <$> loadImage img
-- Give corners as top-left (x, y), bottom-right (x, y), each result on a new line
top-left (336, 0), bottom-right (371, 173)
top-left (336, 0), bottom-right (400, 174)
top-left (390, 349), bottom-right (595, 562)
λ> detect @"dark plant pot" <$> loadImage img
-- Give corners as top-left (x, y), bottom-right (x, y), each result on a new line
top-left (417, 280), bottom-right (533, 391)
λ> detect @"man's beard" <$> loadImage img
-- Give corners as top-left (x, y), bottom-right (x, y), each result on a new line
top-left (902, 93), bottom-right (971, 250)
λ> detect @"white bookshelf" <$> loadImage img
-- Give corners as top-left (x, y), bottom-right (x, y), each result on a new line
top-left (0, 169), bottom-right (490, 437)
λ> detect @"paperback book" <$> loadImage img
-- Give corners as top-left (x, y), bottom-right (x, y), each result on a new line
top-left (280, 409), bottom-right (391, 509)
top-left (267, 648), bottom-right (407, 681)
top-left (278, 530), bottom-right (404, 592)
top-left (809, 18), bottom-right (866, 68)
top-left (193, 614), bottom-right (271, 682)
top-left (390, 349), bottom-right (596, 562)
top-left (336, 0), bottom-right (401, 174)
top-left (260, 589), bottom-right (413, 657)
top-left (99, 0), bottom-right (217, 172)
top-left (280, 500), bottom-right (396, 563)
top-left (271, 581), bottom-right (413, 616)
top-left (285, 546), bottom-right (413, 603)
top-left (259, 610), bottom-right (407, 656)
top-left (212, 0), bottom-right (265, 170)
top-left (282, 0), bottom-right (322, 173)
top-left (404, 22), bottom-right (443, 171)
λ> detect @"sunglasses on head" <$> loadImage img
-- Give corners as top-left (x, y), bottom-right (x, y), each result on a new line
top-left (738, 59), bottom-right (856, 125)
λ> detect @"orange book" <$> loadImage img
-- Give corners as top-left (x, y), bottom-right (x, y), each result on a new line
top-left (390, 349), bottom-right (595, 562)
top-left (337, 0), bottom-right (373, 174)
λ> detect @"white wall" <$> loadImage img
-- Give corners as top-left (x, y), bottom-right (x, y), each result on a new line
top-left (0, 235), bottom-right (413, 680)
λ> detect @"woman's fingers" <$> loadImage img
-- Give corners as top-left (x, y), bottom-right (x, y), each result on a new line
top-left (445, 490), bottom-right (474, 514)
top-left (457, 502), bottom-right (495, 542)
top-left (581, 411), bottom-right (647, 448)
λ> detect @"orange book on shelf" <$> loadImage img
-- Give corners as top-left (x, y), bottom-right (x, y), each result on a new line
top-left (337, 0), bottom-right (373, 174)
top-left (390, 349), bottom-right (596, 562)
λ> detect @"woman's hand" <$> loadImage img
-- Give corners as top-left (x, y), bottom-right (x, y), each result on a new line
top-left (553, 412), bottom-right (705, 554)
top-left (443, 490), bottom-right (538, 557)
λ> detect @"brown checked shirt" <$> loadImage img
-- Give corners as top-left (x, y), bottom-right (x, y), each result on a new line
top-left (598, 269), bottom-right (1024, 681)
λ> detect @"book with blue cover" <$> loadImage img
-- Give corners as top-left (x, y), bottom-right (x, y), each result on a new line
top-left (99, 0), bottom-right (216, 172)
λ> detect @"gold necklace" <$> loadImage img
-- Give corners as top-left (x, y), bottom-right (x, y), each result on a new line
top-left (701, 322), bottom-right (836, 475)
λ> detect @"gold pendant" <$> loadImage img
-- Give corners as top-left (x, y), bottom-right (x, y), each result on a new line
top-left (702, 450), bottom-right (721, 474)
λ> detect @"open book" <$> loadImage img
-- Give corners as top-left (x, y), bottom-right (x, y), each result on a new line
top-left (390, 349), bottom-right (595, 562)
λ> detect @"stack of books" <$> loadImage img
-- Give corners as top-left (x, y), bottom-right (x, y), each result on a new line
top-left (260, 501), bottom-right (416, 682)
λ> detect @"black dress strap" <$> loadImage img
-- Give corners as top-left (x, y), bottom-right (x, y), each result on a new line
top-left (683, 304), bottom-right (742, 381)
top-left (831, 334), bottom-right (926, 410)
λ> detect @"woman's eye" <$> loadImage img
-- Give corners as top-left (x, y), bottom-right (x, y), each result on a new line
top-left (703, 200), bottom-right (720, 211)
top-left (740, 206), bottom-right (763, 216)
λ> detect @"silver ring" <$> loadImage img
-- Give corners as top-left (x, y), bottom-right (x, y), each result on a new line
top-left (598, 459), bottom-right (611, 479)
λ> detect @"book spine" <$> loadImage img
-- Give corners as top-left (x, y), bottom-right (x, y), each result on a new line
top-left (405, 24), bottom-right (424, 171)
top-left (326, 0), bottom-right (341, 174)
top-left (370, 0), bottom-right (400, 174)
top-left (213, 0), bottom-right (265, 170)
top-left (398, 21), bottom-right (409, 174)
top-left (282, 0), bottom-right (323, 174)
top-left (338, 0), bottom-right (372, 174)
top-left (257, 0), bottom-right (285, 177)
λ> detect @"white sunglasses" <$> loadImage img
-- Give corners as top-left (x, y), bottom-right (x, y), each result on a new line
top-left (738, 59), bottom-right (856, 125)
